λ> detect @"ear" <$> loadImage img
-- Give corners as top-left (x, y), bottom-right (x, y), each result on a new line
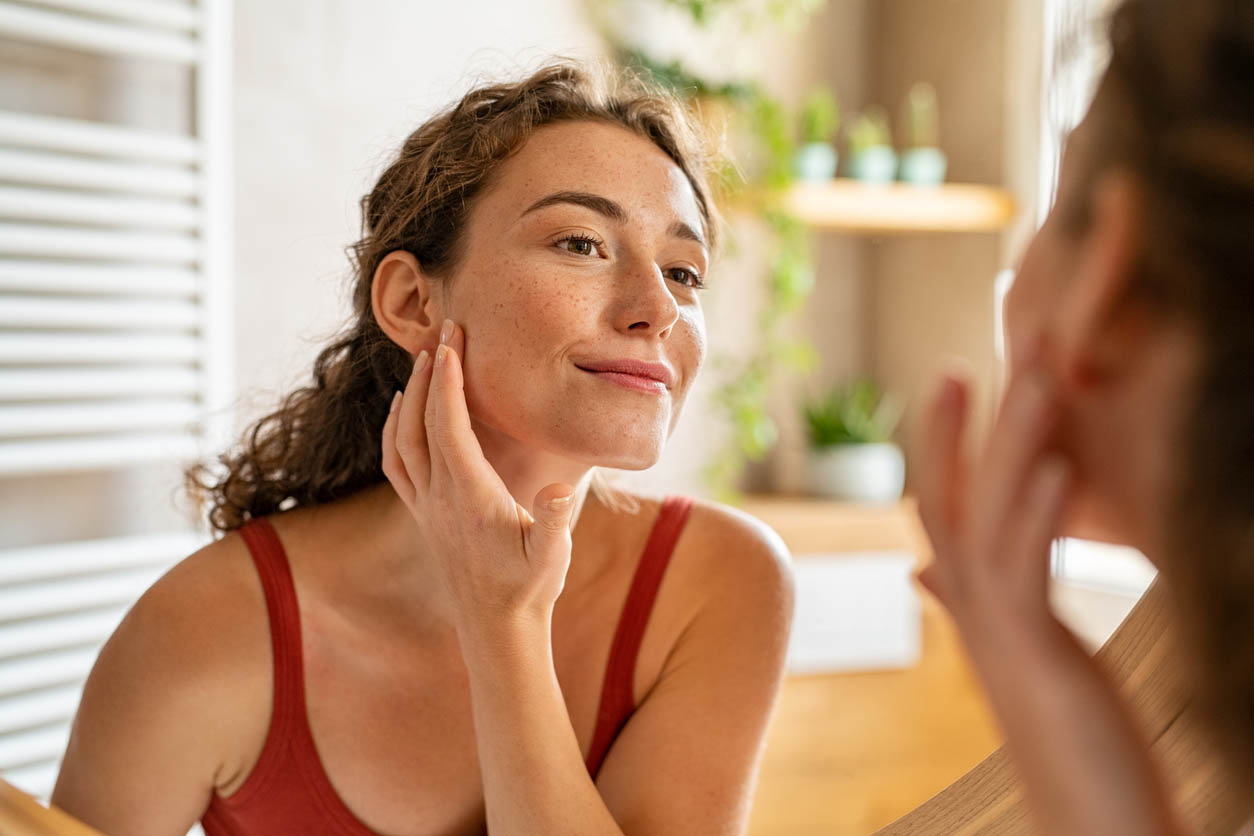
top-left (1051, 171), bottom-right (1148, 388)
top-left (371, 250), bottom-right (443, 356)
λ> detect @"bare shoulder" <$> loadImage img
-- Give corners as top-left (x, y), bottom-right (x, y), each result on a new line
top-left (678, 497), bottom-right (794, 603)
top-left (55, 527), bottom-right (271, 813)
top-left (117, 529), bottom-right (269, 686)
top-left (613, 491), bottom-right (794, 626)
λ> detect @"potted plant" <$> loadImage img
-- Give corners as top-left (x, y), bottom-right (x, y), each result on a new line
top-left (803, 379), bottom-right (905, 503)
top-left (898, 82), bottom-right (948, 186)
top-left (844, 106), bottom-right (897, 184)
top-left (793, 86), bottom-right (840, 181)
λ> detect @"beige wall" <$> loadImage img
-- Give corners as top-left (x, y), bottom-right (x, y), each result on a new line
top-left (0, 1), bottom-right (1046, 542)
top-left (760, 0), bottom-right (1044, 494)
top-left (230, 1), bottom-right (602, 426)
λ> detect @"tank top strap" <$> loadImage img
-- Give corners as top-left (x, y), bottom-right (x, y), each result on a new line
top-left (585, 495), bottom-right (695, 777)
top-left (206, 519), bottom-right (384, 835)
top-left (237, 518), bottom-right (308, 750)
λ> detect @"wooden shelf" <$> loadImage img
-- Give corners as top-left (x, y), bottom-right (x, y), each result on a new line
top-left (736, 494), bottom-right (926, 556)
top-left (786, 178), bottom-right (1017, 234)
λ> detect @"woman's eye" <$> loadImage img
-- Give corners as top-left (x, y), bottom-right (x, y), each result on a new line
top-left (667, 267), bottom-right (705, 289)
top-left (558, 235), bottom-right (601, 257)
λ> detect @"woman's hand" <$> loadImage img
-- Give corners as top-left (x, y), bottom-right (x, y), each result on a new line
top-left (380, 319), bottom-right (576, 639)
top-left (914, 358), bottom-right (1070, 645)
top-left (914, 359), bottom-right (1188, 836)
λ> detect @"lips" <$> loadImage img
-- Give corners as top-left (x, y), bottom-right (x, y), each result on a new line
top-left (574, 358), bottom-right (675, 389)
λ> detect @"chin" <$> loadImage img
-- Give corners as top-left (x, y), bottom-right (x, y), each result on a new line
top-left (582, 439), bottom-right (665, 471)
top-left (593, 450), bottom-right (663, 471)
top-left (557, 429), bottom-right (666, 471)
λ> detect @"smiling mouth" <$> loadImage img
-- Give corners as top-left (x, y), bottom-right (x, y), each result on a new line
top-left (575, 365), bottom-right (671, 394)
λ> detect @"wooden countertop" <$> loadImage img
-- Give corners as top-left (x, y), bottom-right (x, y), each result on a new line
top-left (737, 495), bottom-right (1002, 836)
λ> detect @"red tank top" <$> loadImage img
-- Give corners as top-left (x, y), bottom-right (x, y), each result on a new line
top-left (201, 496), bottom-right (694, 836)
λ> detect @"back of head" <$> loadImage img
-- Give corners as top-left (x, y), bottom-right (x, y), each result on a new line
top-left (187, 61), bottom-right (717, 534)
top-left (1084, 0), bottom-right (1254, 785)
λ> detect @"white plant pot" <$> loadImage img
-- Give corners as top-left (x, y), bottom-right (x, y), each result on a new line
top-left (807, 442), bottom-right (906, 503)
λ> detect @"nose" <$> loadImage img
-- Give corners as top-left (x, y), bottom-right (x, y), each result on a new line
top-left (612, 259), bottom-right (680, 338)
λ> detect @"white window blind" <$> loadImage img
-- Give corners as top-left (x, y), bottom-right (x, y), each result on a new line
top-left (0, 0), bottom-right (233, 813)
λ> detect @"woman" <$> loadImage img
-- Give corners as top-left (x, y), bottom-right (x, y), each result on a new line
top-left (915, 0), bottom-right (1254, 832)
top-left (51, 63), bottom-right (793, 836)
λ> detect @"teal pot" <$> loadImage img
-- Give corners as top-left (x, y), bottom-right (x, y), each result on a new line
top-left (846, 146), bottom-right (898, 184)
top-left (898, 147), bottom-right (948, 185)
top-left (806, 442), bottom-right (906, 503)
top-left (794, 142), bottom-right (839, 181)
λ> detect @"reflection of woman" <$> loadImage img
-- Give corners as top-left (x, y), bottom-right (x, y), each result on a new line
top-left (52, 64), bottom-right (793, 836)
top-left (915, 0), bottom-right (1254, 831)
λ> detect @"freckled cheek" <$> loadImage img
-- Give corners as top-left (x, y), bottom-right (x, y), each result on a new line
top-left (656, 312), bottom-right (704, 418)
top-left (457, 271), bottom-right (590, 405)
top-left (675, 310), bottom-right (707, 376)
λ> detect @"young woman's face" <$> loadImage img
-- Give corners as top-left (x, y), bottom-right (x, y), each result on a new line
top-left (1005, 116), bottom-right (1136, 542)
top-left (1003, 112), bottom-right (1200, 551)
top-left (439, 120), bottom-right (709, 470)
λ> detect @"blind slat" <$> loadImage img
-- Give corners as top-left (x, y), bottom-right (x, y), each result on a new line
top-left (0, 368), bottom-right (200, 399)
top-left (0, 686), bottom-right (82, 736)
top-left (0, 333), bottom-right (201, 363)
top-left (0, 187), bottom-right (200, 231)
top-left (0, 399), bottom-right (199, 436)
top-left (0, 296), bottom-right (201, 328)
top-left (0, 224), bottom-right (200, 264)
top-left (0, 2), bottom-right (198, 63)
top-left (0, 149), bottom-right (198, 198)
top-left (0, 647), bottom-right (98, 699)
top-left (0, 434), bottom-right (200, 474)
top-left (0, 608), bottom-right (128, 659)
top-left (0, 260), bottom-right (199, 297)
top-left (0, 109), bottom-right (199, 164)
top-left (0, 531), bottom-right (201, 586)
top-left (20, 0), bottom-right (200, 33)
top-left (0, 567), bottom-right (168, 623)
top-left (0, 725), bottom-right (71, 771)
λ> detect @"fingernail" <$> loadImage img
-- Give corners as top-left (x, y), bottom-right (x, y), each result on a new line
top-left (412, 350), bottom-right (429, 375)
top-left (435, 344), bottom-right (448, 367)
top-left (390, 391), bottom-right (401, 413)
top-left (548, 494), bottom-right (572, 511)
top-left (440, 319), bottom-right (454, 345)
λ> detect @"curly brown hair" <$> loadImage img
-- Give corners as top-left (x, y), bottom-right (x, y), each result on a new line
top-left (187, 60), bottom-right (720, 534)
top-left (1079, 0), bottom-right (1254, 784)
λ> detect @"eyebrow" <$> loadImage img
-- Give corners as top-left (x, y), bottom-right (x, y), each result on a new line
top-left (521, 190), bottom-right (707, 250)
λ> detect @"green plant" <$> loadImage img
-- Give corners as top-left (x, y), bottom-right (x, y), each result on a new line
top-left (847, 106), bottom-right (893, 154)
top-left (799, 86), bottom-right (839, 144)
top-left (803, 379), bottom-right (902, 448)
top-left (654, 0), bottom-right (825, 28)
top-left (902, 82), bottom-right (940, 148)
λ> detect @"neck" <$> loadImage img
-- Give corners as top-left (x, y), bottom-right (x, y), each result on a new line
top-left (347, 421), bottom-right (595, 627)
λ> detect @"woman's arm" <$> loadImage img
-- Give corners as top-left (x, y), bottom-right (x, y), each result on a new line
top-left (381, 325), bottom-right (792, 835)
top-left (914, 367), bottom-right (1186, 836)
top-left (462, 512), bottom-right (791, 836)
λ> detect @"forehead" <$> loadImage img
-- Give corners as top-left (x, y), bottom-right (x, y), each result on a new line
top-left (479, 120), bottom-right (705, 232)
